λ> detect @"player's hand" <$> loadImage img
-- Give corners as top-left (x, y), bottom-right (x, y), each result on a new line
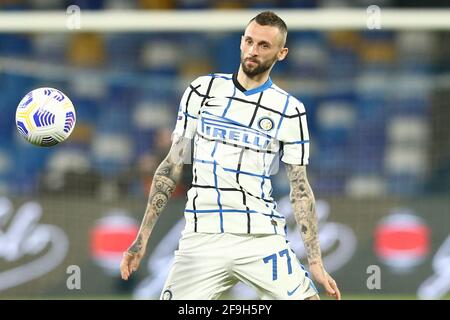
top-left (120, 249), bottom-right (145, 281)
top-left (309, 262), bottom-right (341, 300)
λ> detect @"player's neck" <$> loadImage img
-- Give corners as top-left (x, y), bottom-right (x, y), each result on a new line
top-left (236, 67), bottom-right (270, 91)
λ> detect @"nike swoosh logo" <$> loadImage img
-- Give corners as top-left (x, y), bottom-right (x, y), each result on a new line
top-left (287, 283), bottom-right (302, 296)
top-left (204, 101), bottom-right (222, 107)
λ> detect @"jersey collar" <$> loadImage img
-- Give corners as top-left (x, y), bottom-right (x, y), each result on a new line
top-left (232, 73), bottom-right (273, 96)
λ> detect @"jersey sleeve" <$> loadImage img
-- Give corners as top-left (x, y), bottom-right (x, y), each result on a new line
top-left (278, 98), bottom-right (310, 165)
top-left (172, 76), bottom-right (207, 140)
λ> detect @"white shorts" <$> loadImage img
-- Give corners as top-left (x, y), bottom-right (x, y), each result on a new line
top-left (160, 232), bottom-right (318, 300)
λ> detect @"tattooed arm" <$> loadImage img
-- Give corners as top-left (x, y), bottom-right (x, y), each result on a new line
top-left (120, 135), bottom-right (190, 280)
top-left (285, 164), bottom-right (341, 300)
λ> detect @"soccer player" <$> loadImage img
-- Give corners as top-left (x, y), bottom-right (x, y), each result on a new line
top-left (120, 11), bottom-right (341, 300)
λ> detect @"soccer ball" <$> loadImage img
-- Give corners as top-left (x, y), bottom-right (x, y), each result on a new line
top-left (15, 87), bottom-right (76, 147)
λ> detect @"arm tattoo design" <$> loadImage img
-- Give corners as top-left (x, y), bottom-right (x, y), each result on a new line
top-left (285, 164), bottom-right (322, 265)
top-left (128, 234), bottom-right (144, 254)
top-left (128, 138), bottom-right (187, 254)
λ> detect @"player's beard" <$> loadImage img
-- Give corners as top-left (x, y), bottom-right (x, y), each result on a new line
top-left (241, 53), bottom-right (278, 78)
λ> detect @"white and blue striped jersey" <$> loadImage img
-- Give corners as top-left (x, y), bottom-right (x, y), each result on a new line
top-left (173, 73), bottom-right (310, 235)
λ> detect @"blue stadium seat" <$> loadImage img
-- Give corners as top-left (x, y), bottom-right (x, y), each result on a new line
top-left (347, 120), bottom-right (386, 175)
top-left (290, 39), bottom-right (328, 77)
top-left (387, 173), bottom-right (423, 195)
top-left (11, 139), bottom-right (52, 195)
top-left (214, 32), bottom-right (242, 73)
top-left (104, 34), bottom-right (142, 71)
top-left (68, 0), bottom-right (104, 10)
top-left (327, 48), bottom-right (359, 78)
top-left (280, 0), bottom-right (318, 8)
top-left (91, 132), bottom-right (134, 177)
top-left (70, 98), bottom-right (100, 124)
top-left (0, 34), bottom-right (32, 56)
top-left (314, 172), bottom-right (347, 195)
top-left (132, 129), bottom-right (157, 160)
top-left (32, 34), bottom-right (69, 63)
top-left (177, 0), bottom-right (209, 9)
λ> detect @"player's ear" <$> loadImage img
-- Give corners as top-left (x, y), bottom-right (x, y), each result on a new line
top-left (240, 35), bottom-right (245, 50)
top-left (277, 47), bottom-right (288, 61)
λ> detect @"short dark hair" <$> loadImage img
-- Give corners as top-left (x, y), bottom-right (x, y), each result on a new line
top-left (248, 11), bottom-right (288, 46)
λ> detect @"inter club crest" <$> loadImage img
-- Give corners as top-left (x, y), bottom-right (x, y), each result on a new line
top-left (257, 116), bottom-right (274, 132)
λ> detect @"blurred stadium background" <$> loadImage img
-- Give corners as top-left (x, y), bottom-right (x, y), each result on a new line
top-left (0, 0), bottom-right (449, 300)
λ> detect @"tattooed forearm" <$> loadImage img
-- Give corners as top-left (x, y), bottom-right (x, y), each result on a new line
top-left (127, 138), bottom-right (187, 254)
top-left (128, 234), bottom-right (144, 254)
top-left (286, 164), bottom-right (322, 265)
top-left (142, 158), bottom-right (182, 233)
top-left (147, 163), bottom-right (178, 216)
